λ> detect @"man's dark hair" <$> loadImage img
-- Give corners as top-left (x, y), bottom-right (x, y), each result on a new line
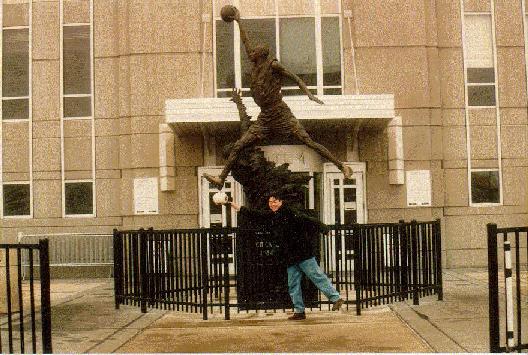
top-left (268, 190), bottom-right (285, 201)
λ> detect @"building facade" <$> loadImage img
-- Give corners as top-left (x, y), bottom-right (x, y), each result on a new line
top-left (0, 0), bottom-right (526, 268)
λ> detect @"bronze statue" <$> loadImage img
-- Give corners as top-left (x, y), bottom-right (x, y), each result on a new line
top-left (204, 6), bottom-right (353, 189)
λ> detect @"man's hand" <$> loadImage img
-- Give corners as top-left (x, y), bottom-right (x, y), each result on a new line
top-left (309, 94), bottom-right (324, 105)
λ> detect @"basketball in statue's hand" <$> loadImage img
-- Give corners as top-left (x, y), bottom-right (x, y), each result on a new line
top-left (220, 5), bottom-right (238, 22)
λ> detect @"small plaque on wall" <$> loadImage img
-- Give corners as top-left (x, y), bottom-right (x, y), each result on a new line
top-left (134, 177), bottom-right (159, 214)
top-left (406, 170), bottom-right (432, 207)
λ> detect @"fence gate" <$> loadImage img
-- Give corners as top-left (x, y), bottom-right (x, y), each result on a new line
top-left (0, 240), bottom-right (52, 353)
top-left (487, 223), bottom-right (527, 353)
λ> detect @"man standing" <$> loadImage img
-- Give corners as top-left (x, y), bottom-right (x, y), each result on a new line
top-left (203, 6), bottom-right (353, 189)
top-left (224, 194), bottom-right (344, 320)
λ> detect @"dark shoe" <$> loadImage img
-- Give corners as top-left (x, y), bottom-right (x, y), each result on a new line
top-left (203, 173), bottom-right (224, 189)
top-left (288, 312), bottom-right (306, 320)
top-left (332, 298), bottom-right (344, 311)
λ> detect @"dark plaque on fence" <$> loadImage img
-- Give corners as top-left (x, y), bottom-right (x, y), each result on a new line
top-left (236, 215), bottom-right (318, 310)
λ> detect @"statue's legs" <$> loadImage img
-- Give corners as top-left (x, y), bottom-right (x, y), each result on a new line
top-left (289, 117), bottom-right (354, 179)
top-left (203, 123), bottom-right (265, 188)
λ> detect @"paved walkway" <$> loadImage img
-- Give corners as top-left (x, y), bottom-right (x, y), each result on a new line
top-left (40, 268), bottom-right (526, 353)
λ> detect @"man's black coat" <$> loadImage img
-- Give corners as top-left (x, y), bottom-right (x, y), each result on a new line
top-left (239, 204), bottom-right (327, 266)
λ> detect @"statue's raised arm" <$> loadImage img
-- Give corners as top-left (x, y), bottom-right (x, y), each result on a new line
top-left (221, 6), bottom-right (254, 57)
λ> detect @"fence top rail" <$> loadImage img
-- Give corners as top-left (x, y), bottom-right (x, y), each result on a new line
top-left (20, 232), bottom-right (112, 237)
top-left (1, 243), bottom-right (42, 250)
top-left (113, 220), bottom-right (441, 235)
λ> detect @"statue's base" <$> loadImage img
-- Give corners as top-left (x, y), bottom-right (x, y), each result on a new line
top-left (258, 145), bottom-right (324, 172)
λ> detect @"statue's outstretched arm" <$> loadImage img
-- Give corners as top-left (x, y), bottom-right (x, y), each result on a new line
top-left (271, 61), bottom-right (324, 105)
top-left (230, 88), bottom-right (252, 133)
top-left (233, 10), bottom-right (254, 58)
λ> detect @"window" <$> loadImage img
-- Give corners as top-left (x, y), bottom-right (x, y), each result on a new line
top-left (214, 1), bottom-right (342, 97)
top-left (63, 24), bottom-right (92, 118)
top-left (471, 170), bottom-right (500, 204)
top-left (3, 183), bottom-right (30, 217)
top-left (65, 182), bottom-right (93, 215)
top-left (2, 8), bottom-right (30, 120)
top-left (463, 14), bottom-right (496, 107)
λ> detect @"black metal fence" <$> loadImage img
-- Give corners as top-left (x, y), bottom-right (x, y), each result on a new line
top-left (114, 219), bottom-right (442, 319)
top-left (487, 223), bottom-right (527, 353)
top-left (0, 240), bottom-right (52, 354)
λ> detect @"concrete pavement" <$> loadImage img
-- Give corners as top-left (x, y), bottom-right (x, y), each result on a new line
top-left (42, 268), bottom-right (521, 353)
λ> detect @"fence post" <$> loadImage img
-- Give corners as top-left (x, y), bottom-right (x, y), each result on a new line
top-left (200, 232), bottom-right (209, 320)
top-left (39, 239), bottom-right (52, 354)
top-left (399, 220), bottom-right (408, 301)
top-left (487, 223), bottom-right (500, 353)
top-left (411, 220), bottom-right (419, 306)
top-left (223, 230), bottom-right (230, 321)
top-left (139, 228), bottom-right (148, 313)
top-left (113, 229), bottom-right (122, 309)
top-left (353, 225), bottom-right (361, 316)
top-left (335, 227), bottom-right (342, 293)
top-left (434, 219), bottom-right (443, 301)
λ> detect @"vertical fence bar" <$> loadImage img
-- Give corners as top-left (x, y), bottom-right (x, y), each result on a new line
top-left (139, 228), bottom-right (148, 313)
top-left (201, 232), bottom-right (209, 320)
top-left (39, 240), bottom-right (52, 354)
top-left (503, 240), bottom-right (514, 350)
top-left (28, 248), bottom-right (36, 353)
top-left (487, 223), bottom-right (500, 353)
top-left (223, 231), bottom-right (231, 320)
top-left (6, 248), bottom-right (13, 353)
top-left (514, 231), bottom-right (521, 350)
top-left (113, 229), bottom-right (122, 309)
top-left (354, 225), bottom-right (361, 315)
top-left (435, 219), bottom-right (443, 300)
top-left (411, 220), bottom-right (419, 306)
top-left (16, 248), bottom-right (24, 353)
top-left (335, 228), bottom-right (341, 293)
top-left (399, 220), bottom-right (408, 301)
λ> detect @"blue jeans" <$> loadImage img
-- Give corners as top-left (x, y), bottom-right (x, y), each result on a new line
top-left (287, 257), bottom-right (340, 313)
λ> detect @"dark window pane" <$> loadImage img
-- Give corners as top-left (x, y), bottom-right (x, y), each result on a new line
top-left (3, 184), bottom-right (30, 216)
top-left (63, 25), bottom-right (91, 95)
top-left (2, 29), bottom-right (29, 97)
top-left (322, 17), bottom-right (341, 86)
top-left (241, 19), bottom-right (276, 88)
top-left (216, 20), bottom-right (235, 90)
top-left (65, 182), bottom-right (93, 215)
top-left (468, 85), bottom-right (496, 106)
top-left (2, 98), bottom-right (29, 120)
top-left (467, 67), bottom-right (494, 83)
top-left (323, 87), bottom-right (342, 95)
top-left (344, 188), bottom-right (356, 203)
top-left (334, 187), bottom-right (340, 224)
top-left (64, 96), bottom-right (92, 117)
top-left (471, 171), bottom-right (500, 203)
top-left (280, 18), bottom-right (316, 87)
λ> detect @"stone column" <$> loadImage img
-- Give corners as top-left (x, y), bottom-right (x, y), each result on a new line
top-left (388, 116), bottom-right (404, 184)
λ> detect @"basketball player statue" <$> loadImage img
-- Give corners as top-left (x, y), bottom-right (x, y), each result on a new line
top-left (203, 5), bottom-right (353, 189)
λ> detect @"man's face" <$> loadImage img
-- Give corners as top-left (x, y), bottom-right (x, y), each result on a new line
top-left (268, 196), bottom-right (283, 212)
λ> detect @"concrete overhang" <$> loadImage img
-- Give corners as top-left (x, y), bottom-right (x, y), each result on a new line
top-left (165, 94), bottom-right (395, 135)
